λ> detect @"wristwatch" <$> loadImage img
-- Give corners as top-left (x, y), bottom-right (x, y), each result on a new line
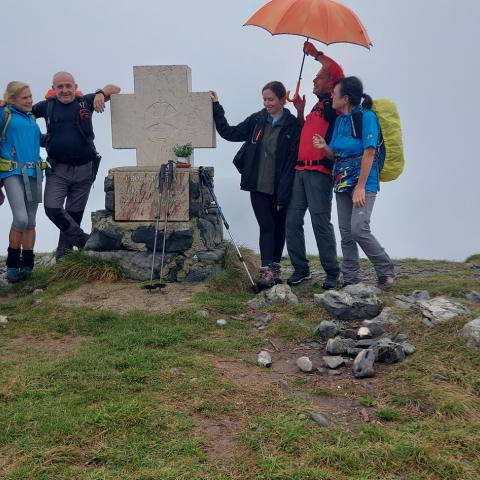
top-left (95, 89), bottom-right (106, 96)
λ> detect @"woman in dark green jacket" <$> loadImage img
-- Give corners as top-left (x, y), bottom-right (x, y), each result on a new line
top-left (210, 82), bottom-right (300, 289)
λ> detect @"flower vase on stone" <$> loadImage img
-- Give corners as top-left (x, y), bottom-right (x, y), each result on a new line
top-left (173, 143), bottom-right (193, 168)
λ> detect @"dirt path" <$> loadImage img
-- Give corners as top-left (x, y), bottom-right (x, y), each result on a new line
top-left (57, 280), bottom-right (206, 314)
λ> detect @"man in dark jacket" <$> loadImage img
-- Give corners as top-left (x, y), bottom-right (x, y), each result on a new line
top-left (32, 72), bottom-right (120, 259)
top-left (286, 42), bottom-right (344, 289)
top-left (211, 84), bottom-right (300, 288)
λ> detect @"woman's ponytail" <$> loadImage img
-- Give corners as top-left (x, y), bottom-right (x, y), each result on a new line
top-left (361, 93), bottom-right (373, 110)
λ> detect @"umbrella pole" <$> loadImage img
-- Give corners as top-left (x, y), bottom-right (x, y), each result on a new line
top-left (287, 37), bottom-right (309, 102)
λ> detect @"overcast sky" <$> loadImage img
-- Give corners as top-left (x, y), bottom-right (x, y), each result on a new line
top-left (1, 0), bottom-right (478, 261)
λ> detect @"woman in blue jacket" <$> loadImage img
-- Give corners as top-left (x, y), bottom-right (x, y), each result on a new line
top-left (210, 82), bottom-right (300, 289)
top-left (313, 76), bottom-right (395, 290)
top-left (1, 81), bottom-right (43, 282)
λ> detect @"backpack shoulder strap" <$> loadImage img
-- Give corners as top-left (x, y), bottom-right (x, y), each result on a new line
top-left (351, 110), bottom-right (363, 139)
top-left (45, 98), bottom-right (55, 130)
top-left (0, 106), bottom-right (12, 142)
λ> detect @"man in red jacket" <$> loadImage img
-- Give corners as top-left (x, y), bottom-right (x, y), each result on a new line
top-left (286, 42), bottom-right (344, 289)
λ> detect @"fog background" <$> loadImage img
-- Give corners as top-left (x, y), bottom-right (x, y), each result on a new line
top-left (1, 0), bottom-right (478, 261)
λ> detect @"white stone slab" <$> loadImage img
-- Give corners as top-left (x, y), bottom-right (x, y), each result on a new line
top-left (111, 65), bottom-right (215, 166)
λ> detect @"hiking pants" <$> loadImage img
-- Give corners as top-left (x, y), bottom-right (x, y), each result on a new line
top-left (250, 191), bottom-right (287, 267)
top-left (44, 161), bottom-right (94, 232)
top-left (336, 190), bottom-right (394, 283)
top-left (286, 170), bottom-right (339, 277)
top-left (3, 174), bottom-right (39, 231)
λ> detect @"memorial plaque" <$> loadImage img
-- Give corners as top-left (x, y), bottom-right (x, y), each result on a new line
top-left (113, 168), bottom-right (189, 221)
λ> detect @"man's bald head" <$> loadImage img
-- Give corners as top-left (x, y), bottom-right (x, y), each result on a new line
top-left (52, 71), bottom-right (77, 104)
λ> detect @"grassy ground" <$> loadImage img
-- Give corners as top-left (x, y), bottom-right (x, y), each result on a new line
top-left (0, 254), bottom-right (479, 479)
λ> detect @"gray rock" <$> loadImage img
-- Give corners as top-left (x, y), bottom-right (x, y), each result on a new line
top-left (327, 369), bottom-right (342, 376)
top-left (432, 372), bottom-right (449, 381)
top-left (410, 290), bottom-right (430, 301)
top-left (392, 333), bottom-right (408, 343)
top-left (258, 351), bottom-right (272, 368)
top-left (197, 309), bottom-right (209, 318)
top-left (322, 356), bottom-right (345, 369)
top-left (460, 318), bottom-right (480, 349)
top-left (185, 264), bottom-right (221, 282)
top-left (313, 320), bottom-right (339, 338)
top-left (216, 319), bottom-right (227, 327)
top-left (314, 283), bottom-right (382, 320)
top-left (253, 312), bottom-right (272, 328)
top-left (401, 341), bottom-right (416, 355)
top-left (341, 329), bottom-right (359, 340)
top-left (355, 339), bottom-right (379, 349)
top-left (296, 356), bottom-right (313, 372)
top-left (33, 289), bottom-right (44, 295)
top-left (0, 315), bottom-right (8, 325)
top-left (361, 319), bottom-right (386, 337)
top-left (370, 307), bottom-right (401, 325)
top-left (353, 349), bottom-right (375, 378)
top-left (466, 291), bottom-right (480, 303)
top-left (372, 338), bottom-right (405, 364)
top-left (247, 297), bottom-right (267, 309)
top-left (417, 297), bottom-right (469, 327)
top-left (346, 347), bottom-right (364, 358)
top-left (36, 253), bottom-right (56, 267)
top-left (274, 380), bottom-right (289, 391)
top-left (85, 229), bottom-right (123, 251)
top-left (393, 295), bottom-right (416, 310)
top-left (309, 412), bottom-right (329, 427)
top-left (326, 337), bottom-right (355, 355)
top-left (265, 284), bottom-right (299, 305)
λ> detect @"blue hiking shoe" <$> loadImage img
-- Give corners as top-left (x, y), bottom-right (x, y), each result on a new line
top-left (6, 267), bottom-right (24, 283)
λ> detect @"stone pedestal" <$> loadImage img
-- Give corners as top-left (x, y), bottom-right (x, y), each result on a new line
top-left (84, 166), bottom-right (225, 282)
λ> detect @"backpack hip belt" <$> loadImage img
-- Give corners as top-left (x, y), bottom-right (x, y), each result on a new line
top-left (0, 158), bottom-right (44, 203)
top-left (0, 157), bottom-right (47, 172)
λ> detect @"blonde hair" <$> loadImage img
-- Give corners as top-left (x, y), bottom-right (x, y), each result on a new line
top-left (3, 81), bottom-right (30, 103)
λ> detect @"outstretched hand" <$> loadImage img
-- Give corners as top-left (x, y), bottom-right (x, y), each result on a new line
top-left (312, 133), bottom-right (326, 150)
top-left (209, 91), bottom-right (219, 103)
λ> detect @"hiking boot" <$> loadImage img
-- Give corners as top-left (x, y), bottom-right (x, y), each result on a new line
top-left (287, 269), bottom-right (311, 286)
top-left (64, 225), bottom-right (90, 248)
top-left (271, 262), bottom-right (283, 284)
top-left (378, 275), bottom-right (396, 291)
top-left (322, 275), bottom-right (339, 290)
top-left (6, 267), bottom-right (24, 283)
top-left (20, 250), bottom-right (34, 279)
top-left (257, 266), bottom-right (275, 290)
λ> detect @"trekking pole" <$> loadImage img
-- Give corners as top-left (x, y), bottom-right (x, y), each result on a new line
top-left (159, 160), bottom-right (176, 286)
top-left (198, 167), bottom-right (258, 292)
top-left (145, 164), bottom-right (167, 292)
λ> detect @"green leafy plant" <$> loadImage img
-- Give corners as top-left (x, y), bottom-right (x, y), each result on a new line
top-left (173, 143), bottom-right (193, 158)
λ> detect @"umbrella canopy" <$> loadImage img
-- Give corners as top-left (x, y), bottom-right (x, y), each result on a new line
top-left (244, 0), bottom-right (372, 49)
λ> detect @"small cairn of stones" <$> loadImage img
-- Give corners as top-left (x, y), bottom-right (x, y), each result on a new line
top-left (312, 284), bottom-right (414, 378)
top-left (253, 283), bottom-right (477, 378)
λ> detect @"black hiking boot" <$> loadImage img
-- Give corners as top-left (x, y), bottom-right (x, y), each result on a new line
top-left (287, 269), bottom-right (311, 286)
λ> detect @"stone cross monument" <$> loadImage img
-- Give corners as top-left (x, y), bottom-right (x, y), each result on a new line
top-left (86, 65), bottom-right (225, 283)
top-left (111, 65), bottom-right (215, 166)
top-left (108, 65), bottom-right (216, 222)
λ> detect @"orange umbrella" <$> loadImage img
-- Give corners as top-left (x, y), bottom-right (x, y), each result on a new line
top-left (244, 0), bottom-right (372, 100)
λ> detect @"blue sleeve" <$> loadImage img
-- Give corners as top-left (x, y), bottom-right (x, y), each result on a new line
top-left (329, 117), bottom-right (340, 151)
top-left (0, 108), bottom-right (4, 125)
top-left (362, 110), bottom-right (380, 150)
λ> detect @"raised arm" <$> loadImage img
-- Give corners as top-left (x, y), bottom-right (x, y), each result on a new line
top-left (93, 84), bottom-right (121, 113)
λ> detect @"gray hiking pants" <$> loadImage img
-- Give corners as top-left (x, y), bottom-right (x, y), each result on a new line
top-left (44, 161), bottom-right (94, 233)
top-left (3, 175), bottom-right (40, 231)
top-left (286, 170), bottom-right (339, 277)
top-left (336, 190), bottom-right (394, 283)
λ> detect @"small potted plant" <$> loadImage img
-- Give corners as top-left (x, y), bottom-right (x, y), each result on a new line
top-left (173, 143), bottom-right (193, 167)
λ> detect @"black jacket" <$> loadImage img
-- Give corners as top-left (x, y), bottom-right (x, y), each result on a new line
top-left (212, 102), bottom-right (301, 207)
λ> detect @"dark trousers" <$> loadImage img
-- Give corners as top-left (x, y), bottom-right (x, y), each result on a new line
top-left (286, 170), bottom-right (339, 277)
top-left (250, 191), bottom-right (287, 267)
top-left (44, 161), bottom-right (93, 233)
